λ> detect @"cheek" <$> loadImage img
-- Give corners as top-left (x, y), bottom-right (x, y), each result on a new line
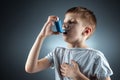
top-left (70, 29), bottom-right (84, 41)
top-left (64, 32), bottom-right (81, 42)
top-left (71, 28), bottom-right (82, 37)
top-left (63, 27), bottom-right (84, 42)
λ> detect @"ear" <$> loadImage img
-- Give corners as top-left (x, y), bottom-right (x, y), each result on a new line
top-left (82, 27), bottom-right (92, 36)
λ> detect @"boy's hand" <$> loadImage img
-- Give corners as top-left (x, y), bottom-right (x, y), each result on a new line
top-left (60, 60), bottom-right (81, 79)
top-left (40, 16), bottom-right (59, 38)
top-left (60, 60), bottom-right (89, 80)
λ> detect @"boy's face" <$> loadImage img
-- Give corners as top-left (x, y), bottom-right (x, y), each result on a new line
top-left (62, 13), bottom-right (86, 43)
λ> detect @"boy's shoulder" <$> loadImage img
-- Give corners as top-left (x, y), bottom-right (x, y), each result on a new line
top-left (88, 48), bottom-right (103, 54)
top-left (88, 48), bottom-right (107, 60)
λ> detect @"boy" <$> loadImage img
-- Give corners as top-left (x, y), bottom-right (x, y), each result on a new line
top-left (25, 6), bottom-right (113, 80)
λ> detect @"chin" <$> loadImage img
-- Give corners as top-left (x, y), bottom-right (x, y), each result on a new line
top-left (63, 36), bottom-right (76, 44)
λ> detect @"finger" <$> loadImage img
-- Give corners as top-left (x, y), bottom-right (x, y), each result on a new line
top-left (52, 32), bottom-right (60, 35)
top-left (60, 68), bottom-right (65, 73)
top-left (48, 16), bottom-right (58, 22)
top-left (71, 60), bottom-right (78, 67)
top-left (60, 64), bottom-right (66, 69)
top-left (61, 72), bottom-right (66, 77)
top-left (44, 21), bottom-right (54, 29)
top-left (60, 68), bottom-right (66, 77)
top-left (62, 63), bottom-right (69, 66)
top-left (49, 15), bottom-right (58, 19)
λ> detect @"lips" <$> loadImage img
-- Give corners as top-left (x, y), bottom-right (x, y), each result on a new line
top-left (63, 29), bottom-right (70, 35)
top-left (63, 31), bottom-right (67, 34)
top-left (62, 29), bottom-right (67, 34)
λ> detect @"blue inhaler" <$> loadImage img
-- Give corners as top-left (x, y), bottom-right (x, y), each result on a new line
top-left (55, 18), bottom-right (65, 33)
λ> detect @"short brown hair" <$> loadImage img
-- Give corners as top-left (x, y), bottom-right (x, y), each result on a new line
top-left (66, 6), bottom-right (97, 29)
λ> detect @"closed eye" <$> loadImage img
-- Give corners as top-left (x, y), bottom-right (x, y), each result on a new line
top-left (68, 21), bottom-right (77, 24)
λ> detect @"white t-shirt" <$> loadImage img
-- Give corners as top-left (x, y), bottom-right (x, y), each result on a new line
top-left (45, 47), bottom-right (113, 80)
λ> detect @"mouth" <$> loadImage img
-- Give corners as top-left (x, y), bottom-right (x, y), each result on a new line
top-left (63, 30), bottom-right (68, 35)
top-left (63, 32), bottom-right (67, 34)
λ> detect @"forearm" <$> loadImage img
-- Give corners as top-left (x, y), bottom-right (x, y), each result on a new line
top-left (25, 33), bottom-right (45, 73)
top-left (73, 72), bottom-right (89, 80)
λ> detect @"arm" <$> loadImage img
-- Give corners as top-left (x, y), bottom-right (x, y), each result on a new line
top-left (105, 77), bottom-right (111, 80)
top-left (25, 16), bottom-right (59, 73)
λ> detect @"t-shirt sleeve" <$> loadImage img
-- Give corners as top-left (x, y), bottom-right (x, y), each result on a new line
top-left (44, 48), bottom-right (55, 69)
top-left (93, 52), bottom-right (113, 80)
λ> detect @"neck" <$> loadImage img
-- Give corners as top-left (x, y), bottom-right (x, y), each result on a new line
top-left (67, 40), bottom-right (88, 48)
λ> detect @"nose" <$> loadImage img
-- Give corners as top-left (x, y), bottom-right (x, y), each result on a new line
top-left (62, 23), bottom-right (68, 29)
top-left (62, 23), bottom-right (71, 30)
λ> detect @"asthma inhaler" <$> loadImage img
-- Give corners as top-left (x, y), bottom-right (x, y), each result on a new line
top-left (55, 18), bottom-right (65, 33)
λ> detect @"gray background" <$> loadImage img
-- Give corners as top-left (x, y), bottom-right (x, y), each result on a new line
top-left (1, 0), bottom-right (120, 80)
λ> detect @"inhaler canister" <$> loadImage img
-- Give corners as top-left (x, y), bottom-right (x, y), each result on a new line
top-left (55, 18), bottom-right (65, 33)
